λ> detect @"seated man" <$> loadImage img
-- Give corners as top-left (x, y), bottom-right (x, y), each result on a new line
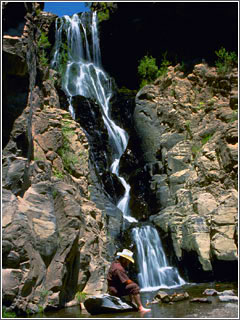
top-left (107, 249), bottom-right (151, 313)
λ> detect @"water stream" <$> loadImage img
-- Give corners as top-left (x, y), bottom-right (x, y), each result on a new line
top-left (52, 11), bottom-right (184, 291)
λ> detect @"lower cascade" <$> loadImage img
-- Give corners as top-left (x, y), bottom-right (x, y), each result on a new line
top-left (132, 225), bottom-right (185, 291)
top-left (52, 11), bottom-right (185, 291)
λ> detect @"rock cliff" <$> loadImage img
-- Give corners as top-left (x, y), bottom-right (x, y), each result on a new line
top-left (2, 3), bottom-right (112, 314)
top-left (131, 63), bottom-right (238, 281)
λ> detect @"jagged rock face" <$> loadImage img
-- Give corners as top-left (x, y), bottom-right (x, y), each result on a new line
top-left (2, 4), bottom-right (112, 314)
top-left (132, 64), bottom-right (238, 281)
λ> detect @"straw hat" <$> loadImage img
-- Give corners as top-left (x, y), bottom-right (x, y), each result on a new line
top-left (117, 249), bottom-right (134, 263)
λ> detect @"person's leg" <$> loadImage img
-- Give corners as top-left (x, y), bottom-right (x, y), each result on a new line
top-left (125, 283), bottom-right (151, 313)
top-left (130, 294), bottom-right (151, 313)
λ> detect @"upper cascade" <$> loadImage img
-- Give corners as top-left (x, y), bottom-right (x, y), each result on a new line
top-left (51, 11), bottom-right (135, 223)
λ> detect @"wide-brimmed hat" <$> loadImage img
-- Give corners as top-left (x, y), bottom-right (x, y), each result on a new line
top-left (117, 249), bottom-right (134, 263)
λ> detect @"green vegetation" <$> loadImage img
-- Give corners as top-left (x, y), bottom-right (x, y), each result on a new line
top-left (201, 134), bottom-right (213, 145)
top-left (196, 101), bottom-right (205, 110)
top-left (215, 47), bottom-right (238, 74)
top-left (58, 42), bottom-right (69, 77)
top-left (2, 307), bottom-right (16, 318)
top-left (57, 120), bottom-right (79, 175)
top-left (37, 31), bottom-right (51, 68)
top-left (191, 133), bottom-right (214, 159)
top-left (138, 55), bottom-right (159, 88)
top-left (228, 110), bottom-right (238, 123)
top-left (158, 51), bottom-right (171, 77)
top-left (185, 120), bottom-right (193, 140)
top-left (75, 291), bottom-right (87, 303)
top-left (52, 168), bottom-right (65, 179)
top-left (138, 52), bottom-right (171, 88)
top-left (40, 289), bottom-right (50, 300)
top-left (191, 144), bottom-right (202, 158)
top-left (93, 2), bottom-right (116, 22)
top-left (52, 189), bottom-right (58, 199)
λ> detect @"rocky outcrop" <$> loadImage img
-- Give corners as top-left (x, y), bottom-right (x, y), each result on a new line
top-left (132, 64), bottom-right (238, 281)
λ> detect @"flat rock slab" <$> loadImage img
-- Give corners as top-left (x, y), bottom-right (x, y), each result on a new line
top-left (84, 294), bottom-right (137, 315)
top-left (190, 298), bottom-right (212, 303)
top-left (219, 296), bottom-right (238, 303)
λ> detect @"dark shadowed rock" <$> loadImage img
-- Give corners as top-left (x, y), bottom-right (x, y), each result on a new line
top-left (190, 298), bottom-right (212, 303)
top-left (84, 294), bottom-right (136, 315)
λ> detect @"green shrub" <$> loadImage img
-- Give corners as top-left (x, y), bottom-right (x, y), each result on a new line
top-left (201, 134), bottom-right (213, 145)
top-left (38, 32), bottom-right (51, 50)
top-left (37, 31), bottom-right (51, 68)
top-left (215, 47), bottom-right (238, 74)
top-left (57, 120), bottom-right (79, 175)
top-left (98, 9), bottom-right (109, 22)
top-left (138, 52), bottom-right (171, 88)
top-left (185, 120), bottom-right (193, 139)
top-left (2, 307), bottom-right (16, 318)
top-left (138, 55), bottom-right (159, 87)
top-left (58, 42), bottom-right (69, 77)
top-left (196, 101), bottom-right (205, 110)
top-left (75, 291), bottom-right (87, 303)
top-left (52, 168), bottom-right (65, 179)
top-left (191, 144), bottom-right (202, 158)
top-left (157, 51), bottom-right (171, 77)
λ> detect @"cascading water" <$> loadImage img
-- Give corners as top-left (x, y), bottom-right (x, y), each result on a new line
top-left (132, 225), bottom-right (185, 291)
top-left (52, 11), bottom-right (184, 291)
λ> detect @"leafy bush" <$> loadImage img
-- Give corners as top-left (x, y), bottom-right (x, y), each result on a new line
top-left (75, 291), bottom-right (87, 303)
top-left (2, 307), bottom-right (16, 318)
top-left (37, 31), bottom-right (51, 68)
top-left (138, 55), bottom-right (159, 88)
top-left (215, 47), bottom-right (238, 74)
top-left (157, 51), bottom-right (171, 77)
top-left (57, 120), bottom-right (79, 175)
top-left (58, 42), bottom-right (69, 76)
top-left (138, 52), bottom-right (171, 88)
top-left (38, 32), bottom-right (51, 50)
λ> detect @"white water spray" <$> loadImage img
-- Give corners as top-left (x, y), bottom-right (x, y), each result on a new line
top-left (132, 225), bottom-right (185, 290)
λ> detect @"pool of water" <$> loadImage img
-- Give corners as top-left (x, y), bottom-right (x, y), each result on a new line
top-left (31, 282), bottom-right (238, 319)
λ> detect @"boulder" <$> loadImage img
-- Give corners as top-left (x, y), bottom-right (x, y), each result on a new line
top-left (2, 269), bottom-right (23, 303)
top-left (190, 298), bottom-right (212, 303)
top-left (218, 290), bottom-right (236, 296)
top-left (84, 294), bottom-right (136, 315)
top-left (203, 289), bottom-right (218, 296)
top-left (171, 292), bottom-right (189, 302)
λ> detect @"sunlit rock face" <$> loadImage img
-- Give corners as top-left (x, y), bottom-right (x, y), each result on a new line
top-left (132, 64), bottom-right (238, 282)
top-left (2, 4), bottom-right (112, 314)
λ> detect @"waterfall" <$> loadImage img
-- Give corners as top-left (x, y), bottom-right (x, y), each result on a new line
top-left (52, 11), bottom-right (185, 291)
top-left (132, 225), bottom-right (185, 291)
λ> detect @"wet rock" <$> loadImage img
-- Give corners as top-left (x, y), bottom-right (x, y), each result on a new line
top-left (203, 289), bottom-right (218, 296)
top-left (219, 296), bottom-right (238, 303)
top-left (190, 298), bottom-right (212, 303)
top-left (84, 294), bottom-right (136, 315)
top-left (218, 290), bottom-right (236, 296)
top-left (155, 291), bottom-right (171, 303)
top-left (171, 292), bottom-right (189, 302)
